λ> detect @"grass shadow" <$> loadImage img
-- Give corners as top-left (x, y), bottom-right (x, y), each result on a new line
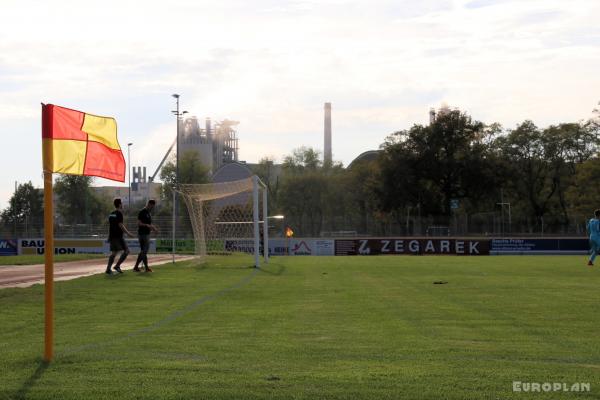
top-left (193, 263), bottom-right (255, 271)
top-left (257, 263), bottom-right (286, 276)
top-left (104, 272), bottom-right (127, 280)
top-left (13, 359), bottom-right (50, 400)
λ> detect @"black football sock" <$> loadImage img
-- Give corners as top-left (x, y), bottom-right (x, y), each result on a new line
top-left (106, 254), bottom-right (116, 271)
top-left (115, 252), bottom-right (128, 267)
top-left (134, 253), bottom-right (143, 268)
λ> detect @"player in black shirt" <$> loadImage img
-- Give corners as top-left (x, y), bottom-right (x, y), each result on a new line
top-left (106, 198), bottom-right (134, 274)
top-left (134, 199), bottom-right (158, 272)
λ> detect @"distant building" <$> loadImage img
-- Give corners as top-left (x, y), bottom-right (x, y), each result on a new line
top-left (180, 117), bottom-right (240, 175)
top-left (213, 162), bottom-right (254, 183)
top-left (92, 181), bottom-right (161, 207)
top-left (93, 116), bottom-right (240, 205)
top-left (92, 101), bottom-right (387, 203)
top-left (348, 150), bottom-right (381, 168)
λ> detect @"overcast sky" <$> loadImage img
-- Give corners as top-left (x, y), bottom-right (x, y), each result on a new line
top-left (1, 0), bottom-right (599, 208)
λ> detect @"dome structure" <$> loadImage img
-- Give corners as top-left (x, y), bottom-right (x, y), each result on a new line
top-left (212, 161), bottom-right (253, 183)
top-left (348, 150), bottom-right (381, 168)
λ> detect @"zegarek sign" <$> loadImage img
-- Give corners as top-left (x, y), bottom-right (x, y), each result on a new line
top-left (335, 238), bottom-right (489, 256)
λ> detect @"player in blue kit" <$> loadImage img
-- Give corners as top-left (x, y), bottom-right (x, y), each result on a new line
top-left (587, 209), bottom-right (600, 266)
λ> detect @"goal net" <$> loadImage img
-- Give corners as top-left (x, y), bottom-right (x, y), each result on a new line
top-left (176, 176), bottom-right (269, 266)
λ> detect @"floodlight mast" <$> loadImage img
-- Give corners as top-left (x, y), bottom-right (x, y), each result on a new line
top-left (170, 94), bottom-right (187, 262)
top-left (127, 143), bottom-right (133, 207)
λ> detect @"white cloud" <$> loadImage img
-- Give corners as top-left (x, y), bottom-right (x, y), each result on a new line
top-left (0, 0), bottom-right (599, 208)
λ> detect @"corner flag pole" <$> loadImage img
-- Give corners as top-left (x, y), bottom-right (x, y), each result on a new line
top-left (43, 170), bottom-right (54, 362)
top-left (41, 102), bottom-right (125, 362)
top-left (42, 103), bottom-right (54, 362)
top-left (172, 189), bottom-right (175, 263)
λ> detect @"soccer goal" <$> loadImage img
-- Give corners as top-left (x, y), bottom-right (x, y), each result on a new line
top-left (176, 176), bottom-right (269, 267)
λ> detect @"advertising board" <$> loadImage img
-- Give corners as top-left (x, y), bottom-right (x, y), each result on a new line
top-left (490, 238), bottom-right (588, 254)
top-left (18, 238), bottom-right (156, 255)
top-left (335, 238), bottom-right (489, 256)
top-left (0, 239), bottom-right (18, 256)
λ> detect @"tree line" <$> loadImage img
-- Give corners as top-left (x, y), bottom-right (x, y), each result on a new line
top-left (256, 106), bottom-right (600, 236)
top-left (0, 152), bottom-right (210, 237)
top-left (0, 176), bottom-right (122, 236)
top-left (2, 106), bottom-right (599, 237)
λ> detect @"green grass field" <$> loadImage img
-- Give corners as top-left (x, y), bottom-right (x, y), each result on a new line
top-left (1, 255), bottom-right (599, 399)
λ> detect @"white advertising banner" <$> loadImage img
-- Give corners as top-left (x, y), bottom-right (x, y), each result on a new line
top-left (224, 239), bottom-right (335, 256)
top-left (18, 238), bottom-right (156, 255)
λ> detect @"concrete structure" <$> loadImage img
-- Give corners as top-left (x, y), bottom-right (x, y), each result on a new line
top-left (180, 116), bottom-right (239, 174)
top-left (347, 150), bottom-right (381, 168)
top-left (209, 162), bottom-right (254, 219)
top-left (93, 115), bottom-right (241, 205)
top-left (212, 162), bottom-right (253, 183)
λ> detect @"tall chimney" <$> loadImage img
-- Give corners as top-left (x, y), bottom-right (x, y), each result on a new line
top-left (324, 102), bottom-right (332, 165)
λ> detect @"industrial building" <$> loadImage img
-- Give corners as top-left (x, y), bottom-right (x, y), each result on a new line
top-left (179, 117), bottom-right (240, 174)
top-left (96, 102), bottom-right (385, 203)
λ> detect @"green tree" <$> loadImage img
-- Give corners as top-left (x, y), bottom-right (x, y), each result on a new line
top-left (252, 157), bottom-right (280, 213)
top-left (320, 162), bottom-right (351, 233)
top-left (278, 147), bottom-right (351, 236)
top-left (158, 149), bottom-right (211, 231)
top-left (279, 147), bottom-right (325, 235)
top-left (562, 121), bottom-right (600, 219)
top-left (496, 120), bottom-right (599, 224)
top-left (159, 150), bottom-right (211, 209)
top-left (1, 181), bottom-right (44, 233)
top-left (543, 122), bottom-right (599, 224)
top-left (345, 157), bottom-right (381, 234)
top-left (53, 175), bottom-right (110, 224)
top-left (566, 158), bottom-right (600, 217)
top-left (378, 108), bottom-right (496, 217)
top-left (279, 170), bottom-right (328, 236)
top-left (282, 146), bottom-right (322, 172)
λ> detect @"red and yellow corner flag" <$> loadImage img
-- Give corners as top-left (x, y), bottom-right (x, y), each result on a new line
top-left (42, 104), bottom-right (125, 182)
top-left (40, 103), bottom-right (125, 362)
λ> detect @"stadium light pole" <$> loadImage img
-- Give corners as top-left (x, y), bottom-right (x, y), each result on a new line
top-left (127, 143), bottom-right (133, 207)
top-left (171, 94), bottom-right (188, 260)
top-left (14, 181), bottom-right (17, 237)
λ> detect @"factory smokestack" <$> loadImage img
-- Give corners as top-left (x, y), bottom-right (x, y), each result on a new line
top-left (324, 102), bottom-right (332, 165)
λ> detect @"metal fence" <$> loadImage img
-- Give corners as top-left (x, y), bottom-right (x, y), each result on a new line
top-left (0, 213), bottom-right (591, 239)
top-left (0, 216), bottom-right (195, 240)
top-left (287, 213), bottom-right (591, 238)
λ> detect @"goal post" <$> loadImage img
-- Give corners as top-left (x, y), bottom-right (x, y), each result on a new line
top-left (176, 176), bottom-right (269, 267)
top-left (262, 177), bottom-right (269, 264)
top-left (253, 175), bottom-right (260, 267)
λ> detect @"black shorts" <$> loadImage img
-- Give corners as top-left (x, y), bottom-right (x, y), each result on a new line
top-left (109, 237), bottom-right (128, 252)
